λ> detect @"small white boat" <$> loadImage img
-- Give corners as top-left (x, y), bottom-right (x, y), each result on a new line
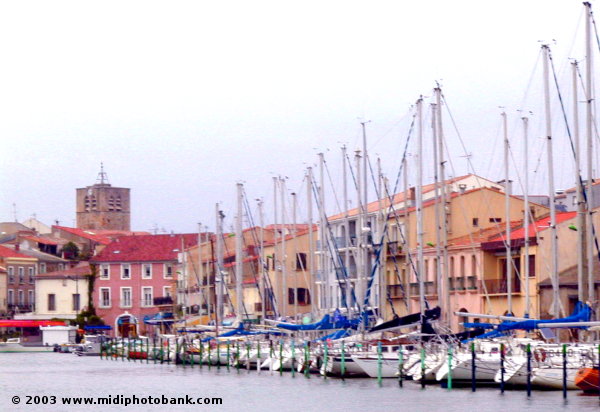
top-left (0, 338), bottom-right (54, 353)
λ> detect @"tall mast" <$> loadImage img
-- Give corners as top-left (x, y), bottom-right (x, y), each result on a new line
top-left (502, 111), bottom-right (513, 314)
top-left (573, 60), bottom-right (585, 303)
top-left (522, 116), bottom-right (531, 317)
top-left (272, 177), bottom-right (279, 313)
top-left (432, 102), bottom-right (443, 306)
top-left (198, 222), bottom-right (204, 322)
top-left (235, 183), bottom-right (244, 322)
top-left (280, 177), bottom-right (288, 318)
top-left (416, 97), bottom-right (425, 319)
top-left (377, 157), bottom-right (385, 319)
top-left (257, 199), bottom-right (267, 320)
top-left (361, 122), bottom-right (370, 312)
top-left (435, 87), bottom-right (450, 324)
top-left (318, 152), bottom-right (329, 313)
top-left (403, 157), bottom-right (411, 313)
top-left (307, 167), bottom-right (316, 318)
top-left (584, 1), bottom-right (595, 307)
top-left (542, 44), bottom-right (560, 318)
top-left (292, 191), bottom-right (298, 320)
top-left (215, 203), bottom-right (225, 332)
top-left (342, 146), bottom-right (352, 317)
top-left (355, 150), bottom-right (364, 314)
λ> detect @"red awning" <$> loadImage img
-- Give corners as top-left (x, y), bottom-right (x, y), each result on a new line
top-left (0, 320), bottom-right (66, 328)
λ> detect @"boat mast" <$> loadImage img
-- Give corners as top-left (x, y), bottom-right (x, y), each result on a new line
top-left (272, 177), bottom-right (279, 314)
top-left (403, 156), bottom-right (411, 313)
top-left (522, 116), bottom-right (531, 318)
top-left (355, 149), bottom-right (364, 315)
top-left (377, 156), bottom-right (386, 319)
top-left (280, 177), bottom-right (288, 318)
top-left (215, 203), bottom-right (224, 334)
top-left (292, 191), bottom-right (298, 320)
top-left (257, 199), bottom-right (267, 320)
top-left (572, 60), bottom-right (585, 304)
top-left (542, 44), bottom-right (560, 318)
top-left (318, 152), bottom-right (329, 314)
top-left (198, 222), bottom-right (204, 321)
top-left (235, 183), bottom-right (244, 322)
top-left (502, 111), bottom-right (513, 314)
top-left (342, 145), bottom-right (352, 317)
top-left (432, 101), bottom-right (443, 308)
top-left (361, 121), bottom-right (370, 312)
top-left (584, 1), bottom-right (595, 308)
top-left (307, 167), bottom-right (316, 319)
top-left (416, 97), bottom-right (425, 319)
top-left (435, 87), bottom-right (451, 326)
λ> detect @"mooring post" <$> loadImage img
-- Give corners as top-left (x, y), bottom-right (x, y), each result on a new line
top-left (500, 342), bottom-right (505, 394)
top-left (291, 340), bottom-right (296, 378)
top-left (377, 341), bottom-right (383, 386)
top-left (420, 344), bottom-right (426, 389)
top-left (226, 340), bottom-right (231, 372)
top-left (279, 340), bottom-right (284, 376)
top-left (526, 343), bottom-right (532, 397)
top-left (447, 345), bottom-right (453, 390)
top-left (471, 342), bottom-right (476, 392)
top-left (323, 342), bottom-right (329, 380)
top-left (562, 344), bottom-right (567, 399)
top-left (398, 345), bottom-right (404, 388)
top-left (304, 342), bottom-right (309, 378)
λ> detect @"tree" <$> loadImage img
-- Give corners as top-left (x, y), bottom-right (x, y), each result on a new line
top-left (62, 242), bottom-right (80, 260)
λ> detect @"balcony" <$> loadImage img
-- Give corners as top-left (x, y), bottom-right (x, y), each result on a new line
top-left (409, 281), bottom-right (436, 296)
top-left (481, 278), bottom-right (521, 294)
top-left (8, 304), bottom-right (33, 312)
top-left (153, 296), bottom-right (174, 306)
top-left (386, 241), bottom-right (403, 256)
top-left (387, 284), bottom-right (406, 299)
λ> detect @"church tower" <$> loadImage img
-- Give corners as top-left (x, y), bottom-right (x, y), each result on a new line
top-left (76, 164), bottom-right (131, 231)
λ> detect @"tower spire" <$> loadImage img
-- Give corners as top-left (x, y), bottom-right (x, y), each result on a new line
top-left (96, 162), bottom-right (109, 185)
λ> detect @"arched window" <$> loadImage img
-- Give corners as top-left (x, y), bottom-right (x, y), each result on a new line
top-left (115, 196), bottom-right (122, 211)
top-left (460, 256), bottom-right (466, 277)
top-left (108, 196), bottom-right (115, 211)
top-left (84, 196), bottom-right (90, 212)
top-left (471, 255), bottom-right (477, 277)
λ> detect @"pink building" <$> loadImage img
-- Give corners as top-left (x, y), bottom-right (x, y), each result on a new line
top-left (91, 234), bottom-right (198, 337)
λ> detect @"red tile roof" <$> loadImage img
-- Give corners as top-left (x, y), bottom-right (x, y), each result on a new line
top-left (489, 211), bottom-right (577, 242)
top-left (327, 174), bottom-right (474, 221)
top-left (91, 234), bottom-right (199, 263)
top-left (446, 221), bottom-right (523, 247)
top-left (22, 235), bottom-right (58, 246)
top-left (36, 262), bottom-right (91, 278)
top-left (0, 245), bottom-right (33, 259)
top-left (53, 226), bottom-right (113, 244)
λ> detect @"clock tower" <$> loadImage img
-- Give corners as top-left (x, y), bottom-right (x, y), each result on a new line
top-left (76, 164), bottom-right (131, 231)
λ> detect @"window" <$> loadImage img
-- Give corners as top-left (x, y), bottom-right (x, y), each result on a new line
top-left (164, 264), bottom-right (173, 279)
top-left (121, 264), bottom-right (131, 280)
top-left (142, 264), bottom-right (152, 279)
top-left (58, 263), bottom-right (64, 271)
top-left (489, 217), bottom-right (502, 223)
top-left (7, 290), bottom-right (14, 305)
top-left (72, 294), bottom-right (80, 311)
top-left (48, 294), bottom-right (56, 311)
top-left (99, 288), bottom-right (111, 308)
top-left (40, 263), bottom-right (46, 274)
top-left (120, 287), bottom-right (132, 307)
top-left (142, 287), bottom-right (153, 307)
top-left (295, 253), bottom-right (307, 271)
top-left (297, 288), bottom-right (311, 305)
top-left (288, 288), bottom-right (295, 304)
top-left (471, 255), bottom-right (477, 277)
top-left (8, 267), bottom-right (14, 283)
top-left (28, 267), bottom-right (34, 284)
top-left (528, 255), bottom-right (536, 277)
top-left (472, 218), bottom-right (479, 227)
top-left (163, 286), bottom-right (171, 298)
top-left (18, 267), bottom-right (24, 284)
top-left (28, 290), bottom-right (34, 306)
top-left (100, 264), bottom-right (110, 280)
top-left (18, 290), bottom-right (24, 305)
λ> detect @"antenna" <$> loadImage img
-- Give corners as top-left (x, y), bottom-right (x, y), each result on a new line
top-left (96, 162), bottom-right (110, 185)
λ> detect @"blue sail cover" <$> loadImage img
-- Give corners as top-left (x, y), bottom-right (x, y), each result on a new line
top-left (274, 312), bottom-right (360, 331)
top-left (463, 301), bottom-right (592, 339)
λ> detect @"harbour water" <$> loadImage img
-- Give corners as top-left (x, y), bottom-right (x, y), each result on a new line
top-left (1, 353), bottom-right (600, 411)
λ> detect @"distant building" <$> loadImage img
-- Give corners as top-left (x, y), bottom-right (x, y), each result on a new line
top-left (0, 245), bottom-right (37, 316)
top-left (76, 164), bottom-right (131, 231)
top-left (91, 233), bottom-right (199, 337)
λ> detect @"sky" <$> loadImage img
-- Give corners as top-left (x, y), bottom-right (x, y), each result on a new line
top-left (0, 0), bottom-right (595, 233)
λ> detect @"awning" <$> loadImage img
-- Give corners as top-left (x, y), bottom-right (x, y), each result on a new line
top-left (0, 320), bottom-right (66, 328)
top-left (83, 325), bottom-right (112, 330)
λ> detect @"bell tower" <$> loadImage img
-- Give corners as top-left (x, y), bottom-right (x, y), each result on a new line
top-left (76, 163), bottom-right (131, 231)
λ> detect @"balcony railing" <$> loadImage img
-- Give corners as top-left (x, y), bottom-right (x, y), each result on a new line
top-left (154, 296), bottom-right (174, 306)
top-left (481, 278), bottom-right (521, 294)
top-left (409, 281), bottom-right (436, 296)
top-left (386, 241), bottom-right (403, 256)
top-left (8, 304), bottom-right (33, 312)
top-left (387, 284), bottom-right (406, 299)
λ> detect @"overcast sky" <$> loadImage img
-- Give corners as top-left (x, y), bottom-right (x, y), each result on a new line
top-left (0, 0), bottom-right (594, 233)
